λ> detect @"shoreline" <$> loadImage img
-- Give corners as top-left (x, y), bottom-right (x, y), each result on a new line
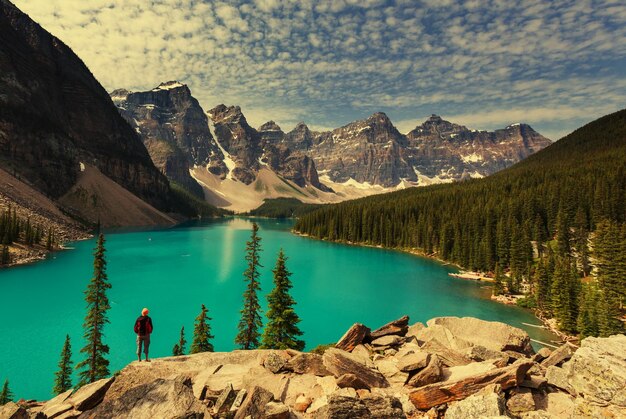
top-left (292, 229), bottom-right (573, 344)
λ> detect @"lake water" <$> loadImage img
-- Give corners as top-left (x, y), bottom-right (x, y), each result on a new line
top-left (0, 218), bottom-right (556, 400)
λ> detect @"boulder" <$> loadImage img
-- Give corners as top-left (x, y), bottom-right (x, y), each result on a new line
top-left (359, 393), bottom-right (406, 418)
top-left (541, 342), bottom-right (576, 368)
top-left (507, 387), bottom-right (536, 415)
top-left (351, 345), bottom-right (374, 368)
top-left (554, 334), bottom-right (626, 407)
top-left (420, 339), bottom-right (472, 367)
top-left (286, 353), bottom-right (330, 376)
top-left (445, 384), bottom-right (506, 419)
top-left (397, 351), bottom-right (430, 372)
top-left (323, 348), bottom-right (389, 388)
top-left (335, 323), bottom-right (370, 352)
top-left (406, 354), bottom-right (443, 388)
top-left (41, 389), bottom-right (74, 418)
top-left (0, 402), bottom-right (28, 419)
top-left (464, 344), bottom-right (506, 362)
top-left (57, 409), bottom-right (82, 419)
top-left (427, 317), bottom-right (534, 355)
top-left (405, 322), bottom-right (425, 340)
top-left (336, 373), bottom-right (371, 390)
top-left (233, 386), bottom-right (274, 419)
top-left (413, 324), bottom-right (471, 352)
top-left (67, 377), bottom-right (115, 411)
top-left (520, 375), bottom-right (547, 390)
top-left (441, 359), bottom-right (500, 383)
top-left (264, 401), bottom-right (290, 419)
top-left (312, 395), bottom-right (371, 418)
top-left (370, 335), bottom-right (403, 347)
top-left (263, 352), bottom-right (288, 374)
top-left (373, 357), bottom-right (409, 387)
top-left (545, 366), bottom-right (576, 395)
top-left (79, 377), bottom-right (208, 418)
top-left (229, 389), bottom-right (247, 413)
top-left (408, 360), bottom-right (533, 410)
top-left (531, 390), bottom-right (576, 417)
top-left (368, 316), bottom-right (410, 340)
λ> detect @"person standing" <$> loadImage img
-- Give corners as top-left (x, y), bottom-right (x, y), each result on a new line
top-left (134, 308), bottom-right (153, 362)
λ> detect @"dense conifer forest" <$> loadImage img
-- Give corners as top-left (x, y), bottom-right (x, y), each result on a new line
top-left (295, 109), bottom-right (626, 338)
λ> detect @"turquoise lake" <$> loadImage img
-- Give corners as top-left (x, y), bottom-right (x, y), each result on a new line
top-left (0, 217), bottom-right (557, 400)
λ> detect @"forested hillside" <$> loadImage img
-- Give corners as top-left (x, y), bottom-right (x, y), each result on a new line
top-left (295, 109), bottom-right (626, 338)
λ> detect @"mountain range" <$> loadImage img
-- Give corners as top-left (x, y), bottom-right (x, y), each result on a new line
top-left (110, 82), bottom-right (552, 212)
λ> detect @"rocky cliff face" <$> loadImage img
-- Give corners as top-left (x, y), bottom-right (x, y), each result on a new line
top-left (0, 0), bottom-right (170, 210)
top-left (11, 316), bottom-right (625, 418)
top-left (111, 82), bottom-right (226, 197)
top-left (406, 115), bottom-right (552, 181)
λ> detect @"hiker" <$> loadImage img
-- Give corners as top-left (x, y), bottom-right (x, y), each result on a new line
top-left (134, 307), bottom-right (153, 362)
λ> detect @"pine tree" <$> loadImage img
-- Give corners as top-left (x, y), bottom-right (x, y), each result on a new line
top-left (172, 326), bottom-right (187, 356)
top-left (76, 234), bottom-right (111, 386)
top-left (0, 379), bottom-right (13, 405)
top-left (261, 249), bottom-right (305, 350)
top-left (493, 263), bottom-right (504, 296)
top-left (190, 305), bottom-right (214, 353)
top-left (53, 335), bottom-right (73, 395)
top-left (235, 223), bottom-right (263, 350)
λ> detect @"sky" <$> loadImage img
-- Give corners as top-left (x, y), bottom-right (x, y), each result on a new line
top-left (13, 0), bottom-right (626, 140)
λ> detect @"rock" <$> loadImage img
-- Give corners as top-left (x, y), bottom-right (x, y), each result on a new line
top-left (397, 351), bottom-right (430, 372)
top-left (80, 377), bottom-right (208, 418)
top-left (41, 389), bottom-right (74, 418)
top-left (0, 402), bottom-right (28, 419)
top-left (464, 344), bottom-right (506, 362)
top-left (351, 345), bottom-right (374, 368)
top-left (427, 317), bottom-right (534, 355)
top-left (520, 375), bottom-right (547, 390)
top-left (373, 357), bottom-right (409, 387)
top-left (507, 387), bottom-right (536, 415)
top-left (67, 377), bottom-right (115, 411)
top-left (359, 393), bottom-right (406, 418)
top-left (370, 335), bottom-right (403, 347)
top-left (441, 359), bottom-right (500, 382)
top-left (323, 348), bottom-right (389, 388)
top-left (336, 373), bottom-right (371, 390)
top-left (56, 409), bottom-right (81, 419)
top-left (312, 395), bottom-right (370, 418)
top-left (420, 339), bottom-right (472, 367)
top-left (531, 391), bottom-right (576, 417)
top-left (264, 401), bottom-right (290, 419)
top-left (541, 342), bottom-right (576, 368)
top-left (554, 335), bottom-right (626, 407)
top-left (405, 322), bottom-right (425, 340)
top-left (545, 366), bottom-right (576, 395)
top-left (204, 363), bottom-right (251, 392)
top-left (532, 347), bottom-right (552, 363)
top-left (368, 316), bottom-right (410, 340)
top-left (286, 353), bottom-right (330, 376)
top-left (229, 389), bottom-right (247, 413)
top-left (263, 352), bottom-right (288, 374)
top-left (213, 383), bottom-right (236, 416)
top-left (335, 323), bottom-right (370, 352)
top-left (294, 395), bottom-right (312, 412)
top-left (233, 386), bottom-right (274, 419)
top-left (445, 384), bottom-right (506, 419)
top-left (192, 364), bottom-right (222, 399)
top-left (408, 360), bottom-right (533, 410)
top-left (406, 354), bottom-right (443, 388)
top-left (413, 324), bottom-right (471, 352)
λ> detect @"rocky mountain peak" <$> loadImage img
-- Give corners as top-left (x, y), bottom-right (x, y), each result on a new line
top-left (152, 80), bottom-right (187, 91)
top-left (258, 121), bottom-right (283, 132)
top-left (208, 104), bottom-right (247, 125)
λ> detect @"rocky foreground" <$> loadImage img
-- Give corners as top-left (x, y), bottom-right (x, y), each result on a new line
top-left (2, 316), bottom-right (625, 418)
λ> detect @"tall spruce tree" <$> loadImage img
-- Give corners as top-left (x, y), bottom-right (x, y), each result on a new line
top-left (261, 249), bottom-right (305, 350)
top-left (0, 379), bottom-right (13, 405)
top-left (235, 223), bottom-right (263, 350)
top-left (173, 326), bottom-right (187, 356)
top-left (493, 263), bottom-right (504, 296)
top-left (53, 335), bottom-right (73, 395)
top-left (190, 305), bottom-right (214, 353)
top-left (76, 234), bottom-right (111, 386)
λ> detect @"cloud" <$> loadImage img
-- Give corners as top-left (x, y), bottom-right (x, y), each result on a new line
top-left (11, 0), bottom-right (626, 138)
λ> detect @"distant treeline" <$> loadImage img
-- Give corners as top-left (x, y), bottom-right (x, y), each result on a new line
top-left (295, 109), bottom-right (626, 338)
top-left (248, 198), bottom-right (323, 218)
top-left (0, 206), bottom-right (57, 265)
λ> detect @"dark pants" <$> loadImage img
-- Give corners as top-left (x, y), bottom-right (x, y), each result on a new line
top-left (137, 334), bottom-right (150, 357)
